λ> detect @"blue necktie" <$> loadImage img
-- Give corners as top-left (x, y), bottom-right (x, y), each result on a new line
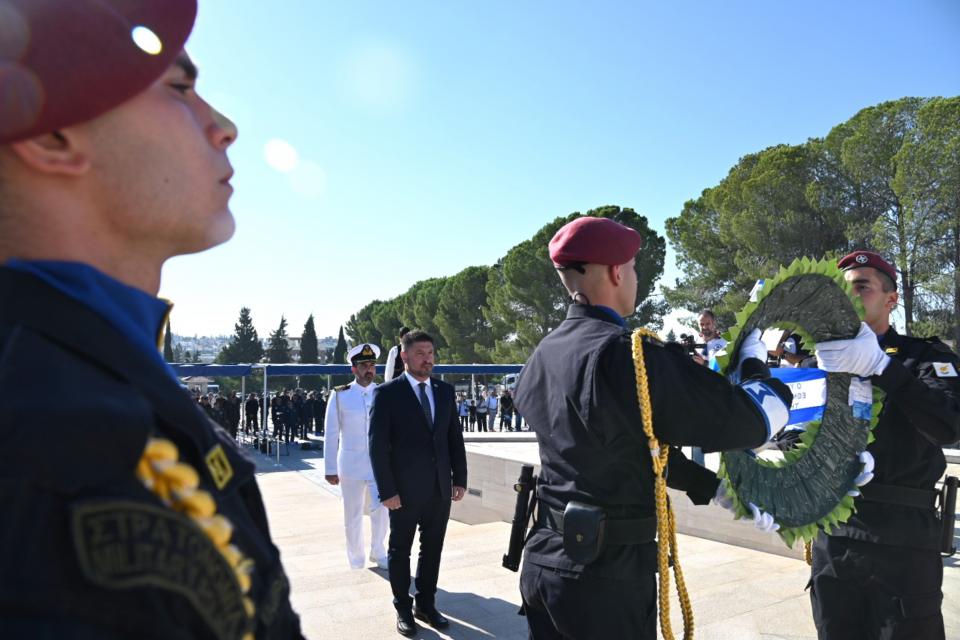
top-left (418, 382), bottom-right (433, 431)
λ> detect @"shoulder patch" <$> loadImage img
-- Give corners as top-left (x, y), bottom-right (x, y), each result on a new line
top-left (335, 384), bottom-right (351, 391)
top-left (884, 347), bottom-right (899, 355)
top-left (933, 362), bottom-right (958, 378)
top-left (72, 500), bottom-right (251, 640)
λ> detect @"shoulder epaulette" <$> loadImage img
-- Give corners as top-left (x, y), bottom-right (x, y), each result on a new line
top-left (335, 383), bottom-right (351, 392)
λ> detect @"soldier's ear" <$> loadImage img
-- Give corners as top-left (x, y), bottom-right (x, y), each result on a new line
top-left (9, 129), bottom-right (91, 177)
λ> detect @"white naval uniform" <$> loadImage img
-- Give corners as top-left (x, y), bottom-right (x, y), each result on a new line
top-left (383, 344), bottom-right (400, 382)
top-left (324, 381), bottom-right (388, 568)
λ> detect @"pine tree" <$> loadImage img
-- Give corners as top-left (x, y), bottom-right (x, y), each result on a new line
top-left (267, 316), bottom-right (292, 363)
top-left (666, 329), bottom-right (677, 343)
top-left (219, 307), bottom-right (263, 363)
top-left (173, 343), bottom-right (184, 362)
top-left (300, 315), bottom-right (319, 364)
top-left (163, 318), bottom-right (174, 361)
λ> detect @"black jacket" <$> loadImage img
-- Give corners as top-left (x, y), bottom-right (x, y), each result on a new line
top-left (368, 375), bottom-right (467, 506)
top-left (831, 327), bottom-right (960, 550)
top-left (514, 304), bottom-right (775, 577)
top-left (0, 268), bottom-right (302, 639)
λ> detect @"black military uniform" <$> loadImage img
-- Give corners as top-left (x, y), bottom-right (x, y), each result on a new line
top-left (0, 269), bottom-right (302, 638)
top-left (515, 303), bottom-right (787, 639)
top-left (809, 326), bottom-right (960, 639)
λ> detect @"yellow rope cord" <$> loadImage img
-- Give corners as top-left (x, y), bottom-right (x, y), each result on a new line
top-left (804, 541), bottom-right (813, 566)
top-left (632, 328), bottom-right (694, 640)
top-left (135, 438), bottom-right (256, 640)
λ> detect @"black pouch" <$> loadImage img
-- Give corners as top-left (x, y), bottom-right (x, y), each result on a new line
top-left (562, 501), bottom-right (606, 565)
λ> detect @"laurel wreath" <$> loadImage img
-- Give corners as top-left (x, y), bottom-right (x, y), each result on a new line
top-left (714, 257), bottom-right (883, 547)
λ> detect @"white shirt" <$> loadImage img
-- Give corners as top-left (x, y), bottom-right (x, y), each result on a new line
top-left (324, 380), bottom-right (378, 479)
top-left (702, 337), bottom-right (728, 360)
top-left (404, 370), bottom-right (435, 421)
top-left (384, 345), bottom-right (400, 382)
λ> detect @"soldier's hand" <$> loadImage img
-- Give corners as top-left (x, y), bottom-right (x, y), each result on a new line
top-left (383, 495), bottom-right (402, 510)
top-left (748, 502), bottom-right (780, 533)
top-left (452, 485), bottom-right (466, 501)
top-left (325, 475), bottom-right (339, 485)
top-left (815, 322), bottom-right (891, 377)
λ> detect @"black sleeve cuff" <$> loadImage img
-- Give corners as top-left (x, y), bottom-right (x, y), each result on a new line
top-left (740, 357), bottom-right (771, 380)
top-left (873, 357), bottom-right (912, 394)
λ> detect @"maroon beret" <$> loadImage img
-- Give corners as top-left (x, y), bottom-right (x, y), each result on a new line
top-left (0, 0), bottom-right (197, 145)
top-left (549, 216), bottom-right (643, 268)
top-left (838, 250), bottom-right (897, 284)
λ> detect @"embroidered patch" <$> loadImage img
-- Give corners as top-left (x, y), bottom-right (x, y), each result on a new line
top-left (72, 501), bottom-right (250, 640)
top-left (933, 362), bottom-right (958, 378)
top-left (205, 444), bottom-right (234, 490)
top-left (884, 347), bottom-right (899, 355)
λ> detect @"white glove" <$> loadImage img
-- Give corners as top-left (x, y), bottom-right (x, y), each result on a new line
top-left (738, 329), bottom-right (768, 366)
top-left (815, 323), bottom-right (891, 377)
top-left (712, 479), bottom-right (735, 512)
top-left (854, 450), bottom-right (874, 486)
top-left (749, 502), bottom-right (780, 533)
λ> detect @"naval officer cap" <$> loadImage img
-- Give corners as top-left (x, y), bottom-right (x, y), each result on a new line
top-left (549, 216), bottom-right (643, 273)
top-left (837, 250), bottom-right (897, 284)
top-left (0, 0), bottom-right (198, 145)
top-left (347, 343), bottom-right (381, 365)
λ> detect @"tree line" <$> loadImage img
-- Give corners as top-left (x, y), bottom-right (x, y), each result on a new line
top-left (171, 96), bottom-right (958, 367)
top-left (665, 96), bottom-right (959, 346)
top-left (344, 205), bottom-right (666, 363)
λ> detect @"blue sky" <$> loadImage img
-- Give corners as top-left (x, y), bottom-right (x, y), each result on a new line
top-left (160, 0), bottom-right (960, 342)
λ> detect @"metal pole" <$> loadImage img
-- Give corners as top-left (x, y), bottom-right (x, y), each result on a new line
top-left (240, 375), bottom-right (246, 443)
top-left (262, 368), bottom-right (268, 448)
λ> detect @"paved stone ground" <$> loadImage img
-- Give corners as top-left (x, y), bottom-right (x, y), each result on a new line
top-left (251, 442), bottom-right (959, 639)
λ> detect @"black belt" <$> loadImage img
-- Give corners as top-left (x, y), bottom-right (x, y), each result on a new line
top-left (537, 505), bottom-right (657, 546)
top-left (859, 482), bottom-right (938, 510)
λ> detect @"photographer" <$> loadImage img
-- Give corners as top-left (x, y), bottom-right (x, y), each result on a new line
top-left (692, 309), bottom-right (727, 366)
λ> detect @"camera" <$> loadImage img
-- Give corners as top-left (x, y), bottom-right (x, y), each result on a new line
top-left (679, 333), bottom-right (706, 357)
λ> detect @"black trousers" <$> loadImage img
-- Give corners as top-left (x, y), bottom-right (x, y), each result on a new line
top-left (520, 561), bottom-right (656, 639)
top-left (387, 483), bottom-right (451, 612)
top-left (810, 535), bottom-right (944, 640)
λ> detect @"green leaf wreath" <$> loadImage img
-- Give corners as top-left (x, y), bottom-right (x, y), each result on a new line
top-left (714, 257), bottom-right (883, 548)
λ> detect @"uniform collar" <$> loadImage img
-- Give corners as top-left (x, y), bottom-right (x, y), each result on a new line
top-left (4, 260), bottom-right (175, 379)
top-left (879, 326), bottom-right (899, 348)
top-left (567, 303), bottom-right (626, 327)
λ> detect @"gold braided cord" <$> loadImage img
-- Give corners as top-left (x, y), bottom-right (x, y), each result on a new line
top-left (136, 438), bottom-right (256, 640)
top-left (631, 328), bottom-right (694, 640)
top-left (803, 541), bottom-right (813, 566)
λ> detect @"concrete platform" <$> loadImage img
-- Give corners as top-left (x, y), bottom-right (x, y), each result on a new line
top-left (250, 443), bottom-right (959, 639)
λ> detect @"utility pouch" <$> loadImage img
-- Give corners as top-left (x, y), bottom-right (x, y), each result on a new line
top-left (562, 501), bottom-right (606, 565)
top-left (939, 475), bottom-right (957, 557)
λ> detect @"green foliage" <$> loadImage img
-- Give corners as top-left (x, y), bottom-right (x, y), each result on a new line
top-left (332, 325), bottom-right (348, 365)
top-left (714, 257), bottom-right (881, 547)
top-left (485, 205), bottom-right (666, 363)
top-left (345, 300), bottom-right (385, 349)
top-left (163, 318), bottom-right (174, 362)
top-left (266, 316), bottom-right (291, 364)
top-left (218, 307), bottom-right (264, 364)
top-left (300, 315), bottom-right (319, 364)
top-left (343, 204), bottom-right (666, 365)
top-left (667, 96), bottom-right (960, 344)
top-left (435, 266), bottom-right (492, 363)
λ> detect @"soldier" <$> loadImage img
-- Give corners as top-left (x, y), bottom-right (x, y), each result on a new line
top-left (324, 344), bottom-right (389, 570)
top-left (808, 250), bottom-right (960, 639)
top-left (514, 216), bottom-right (793, 639)
top-left (383, 326), bottom-right (411, 382)
top-left (0, 1), bottom-right (302, 637)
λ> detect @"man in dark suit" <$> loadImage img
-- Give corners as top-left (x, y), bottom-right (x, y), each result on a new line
top-left (369, 330), bottom-right (468, 637)
top-left (0, 3), bottom-right (302, 637)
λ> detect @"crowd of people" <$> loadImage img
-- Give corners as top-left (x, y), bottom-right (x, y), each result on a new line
top-left (457, 388), bottom-right (523, 432)
top-left (195, 384), bottom-right (524, 443)
top-left (194, 388), bottom-right (328, 442)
